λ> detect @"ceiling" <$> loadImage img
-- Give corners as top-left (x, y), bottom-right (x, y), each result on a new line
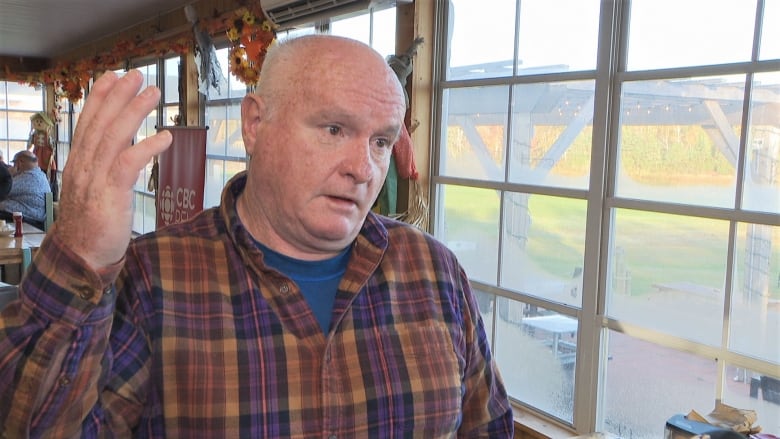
top-left (0, 0), bottom-right (195, 59)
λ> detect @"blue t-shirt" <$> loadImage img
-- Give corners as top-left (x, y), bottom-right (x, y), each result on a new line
top-left (255, 240), bottom-right (350, 334)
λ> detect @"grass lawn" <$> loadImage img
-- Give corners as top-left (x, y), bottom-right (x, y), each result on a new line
top-left (441, 184), bottom-right (779, 298)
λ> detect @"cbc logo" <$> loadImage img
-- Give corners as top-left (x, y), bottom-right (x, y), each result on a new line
top-left (159, 185), bottom-right (197, 226)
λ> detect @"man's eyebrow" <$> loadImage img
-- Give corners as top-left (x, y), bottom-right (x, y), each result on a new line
top-left (308, 109), bottom-right (402, 137)
top-left (382, 124), bottom-right (402, 142)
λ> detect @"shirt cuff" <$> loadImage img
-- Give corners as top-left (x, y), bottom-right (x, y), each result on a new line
top-left (18, 225), bottom-right (124, 326)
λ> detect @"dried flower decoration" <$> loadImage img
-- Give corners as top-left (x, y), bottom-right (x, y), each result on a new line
top-left (224, 5), bottom-right (276, 86)
top-left (1, 4), bottom-right (275, 116)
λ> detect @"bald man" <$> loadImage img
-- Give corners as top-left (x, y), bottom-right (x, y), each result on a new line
top-left (0, 35), bottom-right (513, 437)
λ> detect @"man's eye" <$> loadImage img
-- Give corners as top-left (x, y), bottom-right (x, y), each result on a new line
top-left (327, 126), bottom-right (342, 136)
top-left (375, 138), bottom-right (390, 149)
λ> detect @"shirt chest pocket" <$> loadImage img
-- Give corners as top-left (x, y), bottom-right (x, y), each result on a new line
top-left (372, 323), bottom-right (464, 436)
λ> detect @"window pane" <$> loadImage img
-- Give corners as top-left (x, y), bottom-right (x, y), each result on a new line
top-left (72, 99), bottom-right (83, 133)
top-left (212, 48), bottom-right (231, 100)
top-left (440, 86), bottom-right (508, 182)
top-left (132, 193), bottom-right (157, 234)
top-left (371, 7), bottom-right (397, 59)
top-left (8, 140), bottom-right (26, 162)
top-left (5, 82), bottom-right (43, 110)
top-left (7, 110), bottom-right (37, 139)
top-left (743, 72), bottom-right (780, 214)
top-left (723, 365), bottom-right (780, 434)
top-left (496, 303), bottom-right (576, 423)
top-left (330, 12), bottom-right (370, 44)
top-left (164, 56), bottom-right (180, 104)
top-left (616, 76), bottom-right (744, 208)
top-left (143, 195), bottom-right (157, 234)
top-left (472, 287), bottom-right (495, 346)
top-left (516, 0), bottom-right (599, 74)
top-left (326, 7), bottom-right (397, 58)
top-left (135, 63), bottom-right (158, 145)
top-left (138, 63), bottom-right (157, 90)
top-left (133, 193), bottom-right (145, 234)
top-left (509, 80), bottom-right (594, 189)
top-left (205, 159), bottom-right (226, 209)
top-left (603, 331), bottom-right (717, 439)
top-left (435, 184), bottom-right (499, 285)
top-left (206, 105), bottom-right (229, 156)
top-left (760, 0), bottom-right (780, 61)
top-left (226, 104), bottom-right (245, 158)
top-left (56, 109), bottom-right (69, 142)
top-left (139, 108), bottom-right (158, 142)
top-left (447, 0), bottom-right (516, 80)
top-left (627, 0), bottom-right (756, 70)
top-left (163, 105), bottom-right (179, 127)
top-left (501, 194), bottom-right (586, 307)
top-left (277, 27), bottom-right (315, 43)
top-left (204, 158), bottom-right (245, 209)
top-left (730, 223), bottom-right (779, 363)
top-left (133, 158), bottom-right (155, 193)
top-left (212, 48), bottom-right (248, 100)
top-left (607, 209), bottom-right (728, 345)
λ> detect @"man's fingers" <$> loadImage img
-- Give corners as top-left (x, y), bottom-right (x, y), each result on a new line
top-left (73, 71), bottom-right (119, 132)
top-left (71, 70), bottom-right (155, 165)
top-left (112, 130), bottom-right (173, 188)
top-left (98, 80), bottom-right (163, 161)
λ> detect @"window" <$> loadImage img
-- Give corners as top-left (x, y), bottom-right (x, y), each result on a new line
top-left (163, 56), bottom-right (181, 126)
top-left (120, 58), bottom-right (180, 234)
top-left (55, 97), bottom-right (81, 200)
top-left (203, 47), bottom-right (248, 209)
top-left (329, 5), bottom-right (397, 58)
top-left (0, 81), bottom-right (45, 163)
top-left (123, 62), bottom-right (163, 234)
top-left (435, 0), bottom-right (780, 437)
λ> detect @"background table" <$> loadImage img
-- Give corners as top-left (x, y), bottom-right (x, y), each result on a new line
top-left (522, 314), bottom-right (579, 363)
top-left (0, 222), bottom-right (46, 282)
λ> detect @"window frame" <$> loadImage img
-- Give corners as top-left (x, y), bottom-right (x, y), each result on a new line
top-left (432, 0), bottom-right (780, 435)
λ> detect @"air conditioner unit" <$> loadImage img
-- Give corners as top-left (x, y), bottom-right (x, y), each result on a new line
top-left (260, 0), bottom-right (412, 28)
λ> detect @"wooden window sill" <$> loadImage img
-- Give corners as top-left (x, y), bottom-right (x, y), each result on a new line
top-left (513, 406), bottom-right (577, 438)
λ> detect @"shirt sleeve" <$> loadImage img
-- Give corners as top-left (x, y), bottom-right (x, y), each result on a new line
top-left (0, 227), bottom-right (143, 437)
top-left (455, 263), bottom-right (515, 437)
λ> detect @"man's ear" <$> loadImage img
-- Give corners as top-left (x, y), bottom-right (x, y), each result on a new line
top-left (241, 94), bottom-right (267, 156)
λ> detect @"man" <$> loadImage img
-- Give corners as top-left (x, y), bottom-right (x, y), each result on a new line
top-left (0, 150), bottom-right (50, 228)
top-left (0, 35), bottom-right (513, 437)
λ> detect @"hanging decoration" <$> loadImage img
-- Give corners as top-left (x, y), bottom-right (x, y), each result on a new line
top-left (1, 3), bottom-right (277, 119)
top-left (220, 5), bottom-right (276, 87)
top-left (185, 4), bottom-right (227, 98)
top-left (377, 37), bottom-right (428, 230)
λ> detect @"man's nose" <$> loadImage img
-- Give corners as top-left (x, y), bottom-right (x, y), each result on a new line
top-left (342, 139), bottom-right (374, 183)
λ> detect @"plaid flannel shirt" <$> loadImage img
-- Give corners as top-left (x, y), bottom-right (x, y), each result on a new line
top-left (0, 172), bottom-right (513, 438)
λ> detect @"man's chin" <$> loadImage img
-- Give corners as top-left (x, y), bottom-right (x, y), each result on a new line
top-left (309, 219), bottom-right (361, 246)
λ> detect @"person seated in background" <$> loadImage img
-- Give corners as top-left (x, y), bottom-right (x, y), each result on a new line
top-left (0, 150), bottom-right (51, 229)
top-left (0, 152), bottom-right (12, 202)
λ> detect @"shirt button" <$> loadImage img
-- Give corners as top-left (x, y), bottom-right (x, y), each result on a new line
top-left (279, 284), bottom-right (290, 294)
top-left (58, 376), bottom-right (71, 387)
top-left (328, 435), bottom-right (337, 439)
top-left (75, 285), bottom-right (94, 300)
